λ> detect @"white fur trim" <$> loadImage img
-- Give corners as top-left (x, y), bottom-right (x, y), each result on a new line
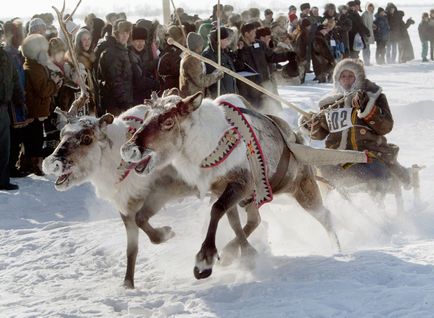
top-left (357, 88), bottom-right (382, 119)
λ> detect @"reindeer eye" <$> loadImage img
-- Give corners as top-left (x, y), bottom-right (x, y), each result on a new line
top-left (81, 135), bottom-right (93, 145)
top-left (161, 118), bottom-right (175, 130)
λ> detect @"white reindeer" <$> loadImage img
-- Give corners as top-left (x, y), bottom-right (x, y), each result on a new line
top-left (121, 92), bottom-right (347, 279)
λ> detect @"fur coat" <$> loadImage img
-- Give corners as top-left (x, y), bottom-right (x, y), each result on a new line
top-left (302, 59), bottom-right (398, 164)
top-left (21, 34), bottom-right (58, 118)
top-left (179, 53), bottom-right (220, 97)
top-left (312, 30), bottom-right (335, 82)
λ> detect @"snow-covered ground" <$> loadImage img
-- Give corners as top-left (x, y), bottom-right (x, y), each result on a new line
top-left (2, 3), bottom-right (434, 316)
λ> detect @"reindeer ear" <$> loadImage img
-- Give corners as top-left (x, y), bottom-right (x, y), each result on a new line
top-left (99, 113), bottom-right (114, 128)
top-left (181, 91), bottom-right (203, 114)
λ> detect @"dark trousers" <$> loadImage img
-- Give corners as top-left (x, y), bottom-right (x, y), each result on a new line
top-left (24, 119), bottom-right (44, 157)
top-left (376, 40), bottom-right (387, 64)
top-left (0, 107), bottom-right (11, 186)
top-left (430, 40), bottom-right (434, 60)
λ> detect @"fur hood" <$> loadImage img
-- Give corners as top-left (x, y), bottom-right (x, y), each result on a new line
top-left (332, 59), bottom-right (366, 94)
top-left (22, 34), bottom-right (49, 65)
top-left (319, 59), bottom-right (381, 109)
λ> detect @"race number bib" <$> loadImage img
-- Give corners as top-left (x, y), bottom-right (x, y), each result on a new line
top-left (325, 108), bottom-right (353, 133)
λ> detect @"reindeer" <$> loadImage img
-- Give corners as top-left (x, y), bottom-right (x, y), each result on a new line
top-left (43, 90), bottom-right (265, 288)
top-left (42, 105), bottom-right (195, 288)
top-left (120, 92), bottom-right (343, 280)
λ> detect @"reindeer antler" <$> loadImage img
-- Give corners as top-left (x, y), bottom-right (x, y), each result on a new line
top-left (52, 0), bottom-right (88, 117)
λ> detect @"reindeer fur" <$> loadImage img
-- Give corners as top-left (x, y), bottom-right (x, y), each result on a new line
top-left (121, 93), bottom-right (341, 279)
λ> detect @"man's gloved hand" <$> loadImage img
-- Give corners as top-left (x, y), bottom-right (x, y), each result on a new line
top-left (352, 91), bottom-right (370, 111)
top-left (213, 69), bottom-right (225, 80)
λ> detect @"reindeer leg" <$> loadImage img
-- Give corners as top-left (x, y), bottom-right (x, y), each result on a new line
top-left (135, 209), bottom-right (175, 244)
top-left (194, 181), bottom-right (248, 279)
top-left (120, 212), bottom-right (139, 289)
top-left (221, 203), bottom-right (261, 266)
top-left (293, 175), bottom-right (341, 253)
top-left (134, 178), bottom-right (195, 244)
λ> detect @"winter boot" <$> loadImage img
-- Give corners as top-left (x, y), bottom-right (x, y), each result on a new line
top-left (17, 152), bottom-right (33, 175)
top-left (30, 157), bottom-right (45, 176)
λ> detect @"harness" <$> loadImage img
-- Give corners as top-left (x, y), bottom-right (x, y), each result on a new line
top-left (116, 115), bottom-right (145, 183)
top-left (201, 100), bottom-right (293, 208)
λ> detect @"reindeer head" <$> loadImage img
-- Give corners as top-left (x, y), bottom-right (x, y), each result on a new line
top-left (42, 112), bottom-right (114, 190)
top-left (120, 90), bottom-right (203, 175)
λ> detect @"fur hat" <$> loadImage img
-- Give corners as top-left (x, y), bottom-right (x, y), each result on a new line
top-left (135, 19), bottom-right (153, 32)
top-left (223, 5), bottom-right (234, 12)
top-left (249, 8), bottom-right (260, 19)
top-left (29, 17), bottom-right (46, 34)
top-left (240, 22), bottom-right (256, 35)
top-left (255, 27), bottom-right (271, 38)
top-left (48, 37), bottom-right (66, 56)
top-left (288, 5), bottom-right (297, 11)
top-left (22, 34), bottom-right (49, 64)
top-left (338, 5), bottom-right (349, 13)
top-left (325, 3), bottom-right (336, 11)
top-left (187, 32), bottom-right (204, 51)
top-left (167, 25), bottom-right (184, 43)
top-left (132, 26), bottom-right (147, 41)
top-left (300, 3), bottom-right (311, 11)
top-left (209, 27), bottom-right (230, 44)
top-left (74, 28), bottom-right (91, 51)
top-left (333, 59), bottom-right (366, 93)
top-left (228, 13), bottom-right (242, 26)
top-left (113, 19), bottom-right (132, 34)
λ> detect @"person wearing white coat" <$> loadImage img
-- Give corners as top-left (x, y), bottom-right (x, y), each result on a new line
top-left (362, 3), bottom-right (375, 65)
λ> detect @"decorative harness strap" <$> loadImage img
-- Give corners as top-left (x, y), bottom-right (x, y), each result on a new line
top-left (117, 115), bottom-right (144, 183)
top-left (201, 100), bottom-right (273, 208)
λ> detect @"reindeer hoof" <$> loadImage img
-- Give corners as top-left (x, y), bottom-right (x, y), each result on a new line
top-left (220, 240), bottom-right (240, 266)
top-left (194, 266), bottom-right (213, 279)
top-left (150, 226), bottom-right (175, 244)
top-left (123, 279), bottom-right (135, 289)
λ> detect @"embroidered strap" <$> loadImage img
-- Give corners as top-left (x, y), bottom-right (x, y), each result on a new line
top-left (116, 115), bottom-right (144, 183)
top-left (204, 100), bottom-right (273, 208)
top-left (201, 128), bottom-right (242, 168)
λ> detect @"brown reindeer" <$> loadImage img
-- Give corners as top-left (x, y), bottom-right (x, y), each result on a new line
top-left (121, 92), bottom-right (342, 279)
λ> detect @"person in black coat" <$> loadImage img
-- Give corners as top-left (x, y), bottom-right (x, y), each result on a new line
top-left (347, 1), bottom-right (370, 58)
top-left (419, 12), bottom-right (431, 62)
top-left (337, 5), bottom-right (353, 58)
top-left (0, 46), bottom-right (24, 190)
top-left (98, 20), bottom-right (134, 115)
top-left (202, 27), bottom-right (238, 98)
top-left (373, 7), bottom-right (390, 64)
top-left (157, 25), bottom-right (185, 91)
top-left (385, 3), bottom-right (400, 63)
top-left (236, 22), bottom-right (297, 112)
top-left (396, 10), bottom-right (415, 63)
top-left (128, 26), bottom-right (159, 104)
top-left (429, 10), bottom-right (434, 60)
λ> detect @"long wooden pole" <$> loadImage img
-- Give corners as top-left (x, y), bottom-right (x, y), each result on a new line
top-left (216, 0), bottom-right (221, 96)
top-left (162, 0), bottom-right (171, 25)
top-left (167, 37), bottom-right (309, 116)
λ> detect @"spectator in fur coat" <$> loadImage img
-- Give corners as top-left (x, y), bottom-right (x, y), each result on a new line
top-left (179, 32), bottom-right (223, 97)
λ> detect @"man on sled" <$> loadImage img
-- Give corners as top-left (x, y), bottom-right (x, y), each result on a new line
top-left (299, 58), bottom-right (418, 203)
